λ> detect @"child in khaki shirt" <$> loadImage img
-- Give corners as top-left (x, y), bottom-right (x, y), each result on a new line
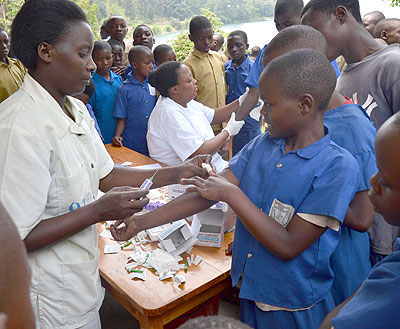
top-left (183, 16), bottom-right (227, 134)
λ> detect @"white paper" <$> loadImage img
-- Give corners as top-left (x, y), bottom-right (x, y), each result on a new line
top-left (99, 229), bottom-right (113, 239)
top-left (104, 245), bottom-right (119, 254)
top-left (190, 215), bottom-right (202, 238)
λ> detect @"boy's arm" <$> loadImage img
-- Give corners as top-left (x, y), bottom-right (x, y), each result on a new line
top-left (182, 174), bottom-right (328, 261)
top-left (235, 86), bottom-right (259, 121)
top-left (112, 118), bottom-right (125, 147)
top-left (189, 129), bottom-right (230, 158)
top-left (110, 169), bottom-right (239, 240)
top-left (343, 190), bottom-right (374, 232)
top-left (211, 99), bottom-right (240, 124)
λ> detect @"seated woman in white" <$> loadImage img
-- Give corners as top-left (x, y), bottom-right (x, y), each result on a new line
top-left (147, 62), bottom-right (244, 172)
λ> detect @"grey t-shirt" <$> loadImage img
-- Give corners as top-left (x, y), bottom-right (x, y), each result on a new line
top-left (337, 44), bottom-right (400, 255)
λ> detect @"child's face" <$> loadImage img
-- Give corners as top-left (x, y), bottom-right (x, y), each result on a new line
top-left (274, 13), bottom-right (301, 32)
top-left (155, 50), bottom-right (176, 67)
top-left (369, 118), bottom-right (400, 226)
top-left (227, 35), bottom-right (248, 62)
top-left (301, 9), bottom-right (342, 62)
top-left (133, 27), bottom-right (154, 49)
top-left (108, 18), bottom-right (128, 42)
top-left (258, 72), bottom-right (303, 139)
top-left (133, 53), bottom-right (154, 78)
top-left (175, 65), bottom-right (198, 103)
top-left (47, 21), bottom-right (96, 97)
top-left (111, 44), bottom-right (124, 66)
top-left (0, 30), bottom-right (10, 61)
top-left (92, 48), bottom-right (113, 75)
top-left (384, 22), bottom-right (400, 45)
top-left (190, 28), bottom-right (213, 53)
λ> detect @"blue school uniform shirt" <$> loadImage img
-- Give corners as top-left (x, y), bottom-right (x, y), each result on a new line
top-left (245, 45), bottom-right (341, 89)
top-left (325, 102), bottom-right (377, 306)
top-left (225, 56), bottom-right (259, 131)
top-left (113, 73), bottom-right (156, 156)
top-left (228, 130), bottom-right (359, 309)
top-left (89, 70), bottom-right (123, 143)
top-left (332, 250), bottom-right (400, 329)
top-left (124, 61), bottom-right (156, 80)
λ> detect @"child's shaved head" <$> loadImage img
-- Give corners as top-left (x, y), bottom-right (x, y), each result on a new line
top-left (275, 0), bottom-right (304, 18)
top-left (263, 49), bottom-right (336, 112)
top-left (262, 25), bottom-right (327, 67)
top-left (128, 45), bottom-right (153, 64)
top-left (374, 18), bottom-right (400, 44)
top-left (302, 0), bottom-right (362, 24)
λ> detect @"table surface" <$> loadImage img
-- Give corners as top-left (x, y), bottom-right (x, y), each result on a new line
top-left (99, 145), bottom-right (233, 323)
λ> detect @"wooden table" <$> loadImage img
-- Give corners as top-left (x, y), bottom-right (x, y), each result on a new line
top-left (99, 145), bottom-right (233, 328)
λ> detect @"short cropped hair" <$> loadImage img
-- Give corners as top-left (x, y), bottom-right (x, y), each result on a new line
top-left (375, 18), bottom-right (400, 38)
top-left (83, 80), bottom-right (95, 98)
top-left (302, 0), bottom-right (362, 24)
top-left (148, 61), bottom-right (182, 97)
top-left (189, 16), bottom-right (212, 35)
top-left (93, 40), bottom-right (112, 53)
top-left (101, 19), bottom-right (109, 30)
top-left (364, 11), bottom-right (385, 22)
top-left (107, 38), bottom-right (123, 49)
top-left (133, 24), bottom-right (154, 36)
top-left (228, 30), bottom-right (248, 43)
top-left (153, 44), bottom-right (174, 62)
top-left (128, 45), bottom-right (152, 64)
top-left (275, 0), bottom-right (304, 17)
top-left (11, 0), bottom-right (87, 70)
top-left (177, 316), bottom-right (252, 329)
top-left (263, 25), bottom-right (327, 61)
top-left (263, 49), bottom-right (336, 111)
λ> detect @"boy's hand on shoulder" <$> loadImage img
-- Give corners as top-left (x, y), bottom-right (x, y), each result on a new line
top-left (177, 154), bottom-right (214, 180)
top-left (112, 136), bottom-right (123, 147)
top-left (181, 173), bottom-right (237, 202)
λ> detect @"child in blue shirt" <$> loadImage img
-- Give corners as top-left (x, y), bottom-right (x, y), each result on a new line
top-left (224, 30), bottom-right (261, 155)
top-left (113, 46), bottom-right (156, 156)
top-left (261, 25), bottom-right (377, 306)
top-left (153, 44), bottom-right (176, 67)
top-left (89, 41), bottom-right (123, 143)
top-left (111, 49), bottom-right (359, 329)
top-left (320, 112), bottom-right (400, 329)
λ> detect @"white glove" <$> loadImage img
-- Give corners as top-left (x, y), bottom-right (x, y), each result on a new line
top-left (249, 99), bottom-right (264, 121)
top-left (223, 112), bottom-right (245, 137)
top-left (238, 87), bottom-right (249, 106)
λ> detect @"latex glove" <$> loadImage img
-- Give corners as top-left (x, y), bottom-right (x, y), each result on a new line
top-left (238, 87), bottom-right (249, 106)
top-left (249, 99), bottom-right (264, 121)
top-left (223, 112), bottom-right (245, 137)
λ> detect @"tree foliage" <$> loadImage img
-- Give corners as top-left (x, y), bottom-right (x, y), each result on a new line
top-left (391, 0), bottom-right (400, 6)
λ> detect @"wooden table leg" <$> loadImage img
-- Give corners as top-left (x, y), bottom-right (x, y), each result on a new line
top-left (138, 315), bottom-right (163, 329)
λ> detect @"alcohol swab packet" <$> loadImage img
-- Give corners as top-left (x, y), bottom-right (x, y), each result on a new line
top-left (104, 245), bottom-right (119, 254)
top-left (202, 162), bottom-right (213, 175)
top-left (174, 274), bottom-right (186, 286)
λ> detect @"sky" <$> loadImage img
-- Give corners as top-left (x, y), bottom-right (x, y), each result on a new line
top-left (359, 0), bottom-right (400, 17)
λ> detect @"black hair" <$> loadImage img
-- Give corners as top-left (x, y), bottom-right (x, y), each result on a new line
top-left (363, 11), bottom-right (385, 21)
top-left (189, 16), bottom-right (212, 35)
top-left (133, 24), bottom-right (154, 36)
top-left (83, 80), bottom-right (95, 98)
top-left (375, 18), bottom-right (400, 38)
top-left (302, 0), bottom-right (362, 24)
top-left (263, 49), bottom-right (336, 112)
top-left (107, 38), bottom-right (123, 49)
top-left (263, 25), bottom-right (327, 62)
top-left (148, 61), bottom-right (182, 97)
top-left (227, 30), bottom-right (248, 43)
top-left (107, 16), bottom-right (126, 28)
top-left (101, 19), bottom-right (109, 30)
top-left (128, 45), bottom-right (153, 65)
top-left (250, 46), bottom-right (261, 56)
top-left (177, 316), bottom-right (252, 329)
top-left (153, 44), bottom-right (174, 62)
top-left (10, 0), bottom-right (87, 70)
top-left (93, 40), bottom-right (112, 54)
top-left (275, 0), bottom-right (304, 17)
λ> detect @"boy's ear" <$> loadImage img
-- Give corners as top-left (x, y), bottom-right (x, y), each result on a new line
top-left (334, 5), bottom-right (348, 23)
top-left (37, 42), bottom-right (54, 64)
top-left (298, 94), bottom-right (314, 115)
top-left (381, 30), bottom-right (388, 41)
top-left (132, 61), bottom-right (137, 70)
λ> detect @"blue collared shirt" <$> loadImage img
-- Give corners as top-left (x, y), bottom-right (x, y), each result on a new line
top-left (325, 102), bottom-right (377, 305)
top-left (89, 70), bottom-right (123, 143)
top-left (113, 73), bottom-right (156, 156)
top-left (225, 56), bottom-right (259, 131)
top-left (229, 130), bottom-right (359, 308)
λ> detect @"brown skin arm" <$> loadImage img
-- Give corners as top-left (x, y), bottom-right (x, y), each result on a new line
top-left (112, 169), bottom-right (327, 261)
top-left (343, 190), bottom-right (374, 232)
top-left (112, 118), bottom-right (126, 147)
top-left (235, 86), bottom-right (259, 121)
top-left (211, 99), bottom-right (240, 124)
top-left (189, 130), bottom-right (229, 158)
top-left (319, 289), bottom-right (359, 329)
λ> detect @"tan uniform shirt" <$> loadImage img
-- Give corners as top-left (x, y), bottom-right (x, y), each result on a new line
top-left (0, 56), bottom-right (27, 103)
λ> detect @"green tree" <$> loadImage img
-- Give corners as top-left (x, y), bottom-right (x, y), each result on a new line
top-left (0, 0), bottom-right (23, 30)
top-left (391, 0), bottom-right (400, 5)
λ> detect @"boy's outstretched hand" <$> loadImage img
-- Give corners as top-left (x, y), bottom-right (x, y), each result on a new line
top-left (177, 154), bottom-right (214, 181)
top-left (181, 173), bottom-right (238, 202)
top-left (110, 215), bottom-right (140, 241)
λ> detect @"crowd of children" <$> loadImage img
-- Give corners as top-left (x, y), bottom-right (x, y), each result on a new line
top-left (0, 0), bottom-right (400, 328)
